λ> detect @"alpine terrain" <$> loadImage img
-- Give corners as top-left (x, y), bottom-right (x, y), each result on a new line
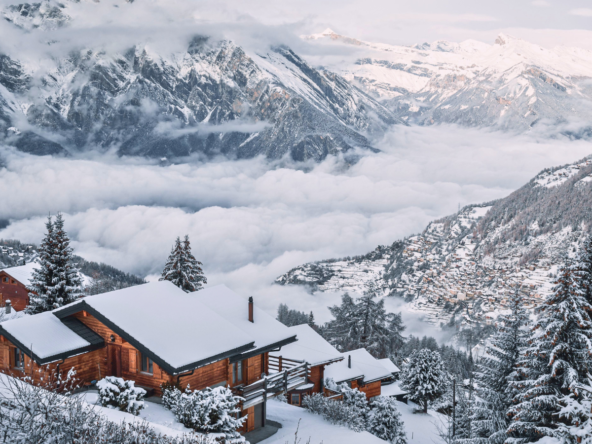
top-left (277, 156), bottom-right (592, 327)
top-left (0, 1), bottom-right (396, 161)
top-left (305, 29), bottom-right (592, 134)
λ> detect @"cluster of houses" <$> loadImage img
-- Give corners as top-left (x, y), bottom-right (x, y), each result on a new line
top-left (0, 264), bottom-right (404, 435)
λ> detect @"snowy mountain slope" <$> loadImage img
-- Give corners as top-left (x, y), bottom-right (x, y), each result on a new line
top-left (0, 3), bottom-right (398, 161)
top-left (304, 30), bottom-right (592, 133)
top-left (277, 156), bottom-right (592, 327)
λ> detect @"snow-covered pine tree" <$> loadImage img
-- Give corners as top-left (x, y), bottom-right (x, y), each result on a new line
top-left (367, 396), bottom-right (407, 444)
top-left (400, 348), bottom-right (448, 413)
top-left (469, 290), bottom-right (529, 444)
top-left (557, 373), bottom-right (592, 444)
top-left (326, 282), bottom-right (404, 358)
top-left (27, 214), bottom-right (82, 314)
top-left (577, 235), bottom-right (592, 305)
top-left (507, 260), bottom-right (592, 443)
top-left (181, 235), bottom-right (206, 292)
top-left (160, 236), bottom-right (206, 293)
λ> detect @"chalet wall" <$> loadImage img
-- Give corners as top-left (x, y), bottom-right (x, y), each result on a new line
top-left (354, 380), bottom-right (381, 400)
top-left (0, 272), bottom-right (29, 311)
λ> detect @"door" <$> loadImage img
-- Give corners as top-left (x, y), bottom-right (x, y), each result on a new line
top-left (108, 344), bottom-right (122, 377)
top-left (254, 402), bottom-right (265, 429)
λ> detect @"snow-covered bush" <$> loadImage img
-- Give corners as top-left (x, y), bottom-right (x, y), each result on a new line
top-left (340, 384), bottom-right (369, 412)
top-left (97, 376), bottom-right (146, 415)
top-left (302, 393), bottom-right (366, 432)
top-left (0, 373), bottom-right (216, 443)
top-left (173, 386), bottom-right (246, 442)
top-left (161, 380), bottom-right (183, 411)
top-left (368, 396), bottom-right (407, 444)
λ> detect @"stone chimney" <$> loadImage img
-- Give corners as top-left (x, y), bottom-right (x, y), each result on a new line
top-left (5, 300), bottom-right (11, 314)
top-left (248, 296), bottom-right (254, 323)
top-left (348, 354), bottom-right (351, 369)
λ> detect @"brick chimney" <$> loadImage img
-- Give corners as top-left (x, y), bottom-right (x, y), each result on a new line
top-left (5, 300), bottom-right (11, 314)
top-left (248, 296), bottom-right (254, 323)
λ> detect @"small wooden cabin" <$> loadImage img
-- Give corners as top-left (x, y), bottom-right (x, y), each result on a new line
top-left (0, 282), bottom-right (299, 434)
top-left (0, 263), bottom-right (38, 311)
top-left (324, 348), bottom-right (394, 401)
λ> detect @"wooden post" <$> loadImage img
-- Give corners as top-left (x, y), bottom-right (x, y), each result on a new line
top-left (279, 356), bottom-right (282, 372)
top-left (304, 362), bottom-right (309, 383)
top-left (283, 369), bottom-right (288, 392)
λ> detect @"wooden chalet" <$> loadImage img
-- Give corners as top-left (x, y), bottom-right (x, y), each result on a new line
top-left (270, 325), bottom-right (397, 404)
top-left (324, 348), bottom-right (394, 401)
top-left (0, 282), bottom-right (309, 434)
top-left (0, 263), bottom-right (37, 311)
top-left (269, 324), bottom-right (343, 406)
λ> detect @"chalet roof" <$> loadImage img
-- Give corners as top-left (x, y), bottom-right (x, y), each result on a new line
top-left (195, 285), bottom-right (297, 361)
top-left (378, 358), bottom-right (400, 374)
top-left (272, 324), bottom-right (343, 367)
top-left (0, 311), bottom-right (104, 364)
top-left (325, 348), bottom-right (393, 385)
top-left (0, 262), bottom-right (38, 287)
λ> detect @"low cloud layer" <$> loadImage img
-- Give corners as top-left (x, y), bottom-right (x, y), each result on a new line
top-left (2, 125), bottom-right (591, 329)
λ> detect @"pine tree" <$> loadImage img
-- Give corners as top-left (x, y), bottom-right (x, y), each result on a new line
top-left (557, 373), bottom-right (592, 444)
top-left (27, 214), bottom-right (82, 314)
top-left (326, 283), bottom-right (406, 358)
top-left (470, 291), bottom-right (529, 444)
top-left (400, 348), bottom-right (448, 413)
top-left (368, 396), bottom-right (407, 444)
top-left (507, 260), bottom-right (592, 443)
top-left (160, 235), bottom-right (206, 293)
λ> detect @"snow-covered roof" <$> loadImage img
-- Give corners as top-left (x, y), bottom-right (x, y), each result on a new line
top-left (196, 285), bottom-right (297, 355)
top-left (56, 281), bottom-right (259, 372)
top-left (0, 311), bottom-right (91, 360)
top-left (0, 262), bottom-right (38, 287)
top-left (380, 381), bottom-right (407, 397)
top-left (272, 324), bottom-right (342, 367)
top-left (378, 358), bottom-right (400, 373)
top-left (325, 348), bottom-right (393, 384)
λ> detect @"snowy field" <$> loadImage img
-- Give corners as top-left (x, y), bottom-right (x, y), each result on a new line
top-left (262, 399), bottom-right (445, 444)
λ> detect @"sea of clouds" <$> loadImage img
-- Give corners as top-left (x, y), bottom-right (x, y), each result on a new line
top-left (2, 124), bottom-right (591, 336)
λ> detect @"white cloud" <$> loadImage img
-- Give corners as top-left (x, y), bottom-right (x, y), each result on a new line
top-left (569, 8), bottom-right (592, 17)
top-left (1, 125), bottom-right (591, 327)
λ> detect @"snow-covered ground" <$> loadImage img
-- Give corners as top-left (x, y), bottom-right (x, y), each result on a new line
top-left (262, 399), bottom-right (445, 444)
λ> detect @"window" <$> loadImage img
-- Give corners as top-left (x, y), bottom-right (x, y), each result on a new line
top-left (232, 360), bottom-right (244, 385)
top-left (2, 277), bottom-right (7, 283)
top-left (13, 348), bottom-right (25, 370)
top-left (291, 393), bottom-right (300, 405)
top-left (139, 352), bottom-right (153, 374)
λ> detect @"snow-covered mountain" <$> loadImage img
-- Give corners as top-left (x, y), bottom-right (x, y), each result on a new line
top-left (305, 29), bottom-right (592, 133)
top-left (0, 3), bottom-right (397, 161)
top-left (277, 156), bottom-right (592, 327)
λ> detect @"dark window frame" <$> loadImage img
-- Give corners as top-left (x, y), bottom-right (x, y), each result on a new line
top-left (13, 348), bottom-right (25, 370)
top-left (232, 360), bottom-right (245, 385)
top-left (291, 393), bottom-right (300, 405)
top-left (139, 352), bottom-right (154, 375)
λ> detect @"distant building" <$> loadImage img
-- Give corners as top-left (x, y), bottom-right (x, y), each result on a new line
top-left (0, 262), bottom-right (38, 311)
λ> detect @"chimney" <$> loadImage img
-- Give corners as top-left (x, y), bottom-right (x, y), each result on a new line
top-left (248, 297), bottom-right (254, 323)
top-left (348, 355), bottom-right (351, 369)
top-left (5, 300), bottom-right (11, 314)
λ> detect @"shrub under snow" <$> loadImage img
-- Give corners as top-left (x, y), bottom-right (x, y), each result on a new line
top-left (367, 396), bottom-right (407, 444)
top-left (302, 393), bottom-right (366, 432)
top-left (165, 386), bottom-right (246, 443)
top-left (97, 376), bottom-right (146, 415)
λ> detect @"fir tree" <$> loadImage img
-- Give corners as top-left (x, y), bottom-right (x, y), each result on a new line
top-left (326, 283), bottom-right (406, 358)
top-left (507, 261), bottom-right (592, 443)
top-left (368, 396), bottom-right (407, 444)
top-left (27, 214), bottom-right (82, 314)
top-left (160, 235), bottom-right (206, 293)
top-left (400, 348), bottom-right (448, 413)
top-left (276, 304), bottom-right (310, 327)
top-left (470, 291), bottom-right (529, 444)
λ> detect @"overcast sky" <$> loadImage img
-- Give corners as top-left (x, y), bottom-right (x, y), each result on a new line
top-left (198, 0), bottom-right (592, 48)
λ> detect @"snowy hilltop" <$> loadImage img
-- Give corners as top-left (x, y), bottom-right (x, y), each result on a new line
top-left (304, 29), bottom-right (592, 135)
top-left (277, 155), bottom-right (592, 327)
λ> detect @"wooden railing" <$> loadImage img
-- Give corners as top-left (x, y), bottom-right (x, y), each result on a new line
top-left (268, 355), bottom-right (305, 373)
top-left (234, 362), bottom-right (310, 409)
top-left (323, 387), bottom-right (343, 401)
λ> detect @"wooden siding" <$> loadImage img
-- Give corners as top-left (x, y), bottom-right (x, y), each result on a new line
top-left (0, 271), bottom-right (30, 311)
top-left (358, 380), bottom-right (381, 399)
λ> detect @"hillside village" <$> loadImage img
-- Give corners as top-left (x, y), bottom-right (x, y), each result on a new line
top-left (277, 156), bottom-right (592, 329)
